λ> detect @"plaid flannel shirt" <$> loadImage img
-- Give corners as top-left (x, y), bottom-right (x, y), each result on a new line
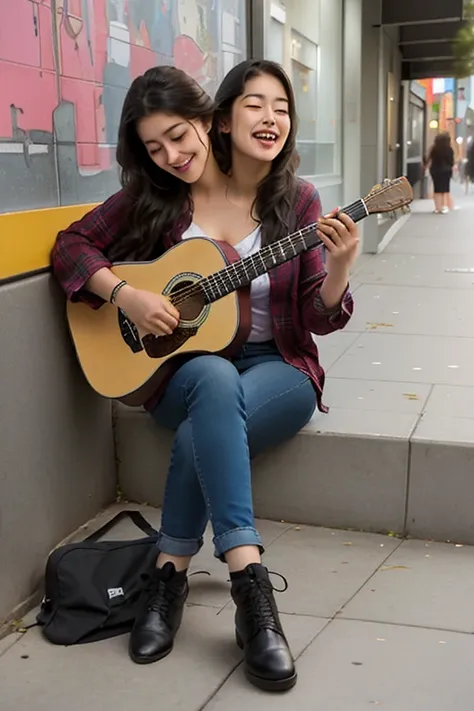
top-left (51, 178), bottom-right (354, 412)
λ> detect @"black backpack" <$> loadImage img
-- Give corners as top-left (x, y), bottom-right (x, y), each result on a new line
top-left (36, 510), bottom-right (158, 645)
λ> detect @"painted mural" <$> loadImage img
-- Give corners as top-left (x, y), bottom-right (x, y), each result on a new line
top-left (0, 0), bottom-right (246, 212)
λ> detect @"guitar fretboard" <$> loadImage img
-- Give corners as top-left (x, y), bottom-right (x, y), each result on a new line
top-left (199, 198), bottom-right (368, 303)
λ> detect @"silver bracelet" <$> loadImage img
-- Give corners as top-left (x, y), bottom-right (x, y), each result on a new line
top-left (110, 280), bottom-right (127, 305)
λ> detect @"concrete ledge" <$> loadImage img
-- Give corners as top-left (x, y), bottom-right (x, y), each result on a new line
top-left (115, 399), bottom-right (474, 545)
top-left (0, 275), bottom-right (116, 625)
top-left (115, 405), bottom-right (409, 535)
top-left (406, 414), bottom-right (474, 545)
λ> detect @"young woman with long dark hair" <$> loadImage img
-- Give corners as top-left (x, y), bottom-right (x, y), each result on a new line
top-left (426, 132), bottom-right (455, 213)
top-left (51, 61), bottom-right (358, 691)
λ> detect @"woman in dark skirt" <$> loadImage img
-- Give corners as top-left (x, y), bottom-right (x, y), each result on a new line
top-left (426, 132), bottom-right (454, 213)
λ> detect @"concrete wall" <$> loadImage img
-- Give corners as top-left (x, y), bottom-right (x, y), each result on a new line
top-left (0, 274), bottom-right (116, 624)
top-left (342, 0), bottom-right (362, 210)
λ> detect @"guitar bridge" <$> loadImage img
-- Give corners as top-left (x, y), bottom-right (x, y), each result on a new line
top-left (142, 327), bottom-right (198, 358)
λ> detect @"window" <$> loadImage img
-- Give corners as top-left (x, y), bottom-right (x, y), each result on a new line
top-left (265, 0), bottom-right (343, 179)
top-left (407, 96), bottom-right (425, 162)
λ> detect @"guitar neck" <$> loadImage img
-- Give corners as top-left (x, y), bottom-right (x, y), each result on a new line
top-left (199, 197), bottom-right (369, 304)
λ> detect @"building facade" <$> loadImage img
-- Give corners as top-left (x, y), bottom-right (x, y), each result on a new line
top-left (0, 0), bottom-right (466, 252)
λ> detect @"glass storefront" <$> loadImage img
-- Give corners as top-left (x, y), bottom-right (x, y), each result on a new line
top-left (264, 0), bottom-right (343, 180)
top-left (0, 0), bottom-right (347, 212)
top-left (406, 92), bottom-right (426, 198)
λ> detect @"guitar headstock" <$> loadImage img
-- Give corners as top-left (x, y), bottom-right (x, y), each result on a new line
top-left (363, 177), bottom-right (413, 215)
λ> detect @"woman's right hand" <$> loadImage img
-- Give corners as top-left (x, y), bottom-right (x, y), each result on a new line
top-left (114, 286), bottom-right (180, 337)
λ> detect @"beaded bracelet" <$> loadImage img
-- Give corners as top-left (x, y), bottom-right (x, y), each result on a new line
top-left (110, 280), bottom-right (128, 305)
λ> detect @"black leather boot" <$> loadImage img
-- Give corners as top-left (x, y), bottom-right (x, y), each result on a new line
top-left (129, 562), bottom-right (188, 664)
top-left (230, 563), bottom-right (296, 692)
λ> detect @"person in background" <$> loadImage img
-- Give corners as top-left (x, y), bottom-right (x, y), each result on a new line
top-left (425, 132), bottom-right (454, 214)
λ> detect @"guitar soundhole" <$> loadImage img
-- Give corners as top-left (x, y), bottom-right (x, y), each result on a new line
top-left (142, 281), bottom-right (206, 358)
top-left (118, 276), bottom-right (208, 358)
top-left (170, 279), bottom-right (206, 321)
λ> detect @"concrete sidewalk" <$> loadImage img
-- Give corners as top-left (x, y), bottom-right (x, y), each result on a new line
top-left (3, 189), bottom-right (474, 709)
top-left (2, 504), bottom-right (474, 710)
top-left (320, 181), bottom-right (474, 443)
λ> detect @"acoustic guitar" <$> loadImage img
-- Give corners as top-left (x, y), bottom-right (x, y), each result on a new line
top-left (66, 176), bottom-right (413, 405)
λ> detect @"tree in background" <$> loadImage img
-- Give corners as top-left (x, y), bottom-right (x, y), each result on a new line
top-left (453, 1), bottom-right (474, 77)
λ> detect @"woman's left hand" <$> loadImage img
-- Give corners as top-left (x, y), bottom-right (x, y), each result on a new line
top-left (317, 209), bottom-right (360, 274)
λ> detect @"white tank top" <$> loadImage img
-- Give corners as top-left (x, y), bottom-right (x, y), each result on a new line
top-left (181, 223), bottom-right (273, 342)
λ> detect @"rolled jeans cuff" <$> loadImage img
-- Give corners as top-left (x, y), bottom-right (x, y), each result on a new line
top-left (213, 526), bottom-right (264, 561)
top-left (157, 531), bottom-right (204, 557)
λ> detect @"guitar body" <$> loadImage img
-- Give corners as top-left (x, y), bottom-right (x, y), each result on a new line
top-left (66, 237), bottom-right (251, 405)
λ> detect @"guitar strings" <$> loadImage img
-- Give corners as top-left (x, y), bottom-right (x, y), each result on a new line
top-left (167, 198), bottom-right (368, 307)
top-left (168, 231), bottom-right (314, 307)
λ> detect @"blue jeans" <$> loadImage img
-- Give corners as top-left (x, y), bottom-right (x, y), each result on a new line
top-left (151, 341), bottom-right (317, 560)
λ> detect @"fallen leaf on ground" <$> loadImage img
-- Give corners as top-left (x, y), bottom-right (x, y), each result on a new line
top-left (367, 322), bottom-right (394, 330)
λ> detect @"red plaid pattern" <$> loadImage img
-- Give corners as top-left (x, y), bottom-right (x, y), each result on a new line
top-left (51, 179), bottom-right (353, 412)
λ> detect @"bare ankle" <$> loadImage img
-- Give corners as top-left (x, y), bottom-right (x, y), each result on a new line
top-left (225, 545), bottom-right (261, 573)
top-left (156, 553), bottom-right (191, 572)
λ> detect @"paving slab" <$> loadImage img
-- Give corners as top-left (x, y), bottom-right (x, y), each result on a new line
top-left (0, 632), bottom-right (21, 659)
top-left (206, 620), bottom-right (474, 711)
top-left (0, 607), bottom-right (242, 711)
top-left (345, 284), bottom-right (474, 337)
top-left (340, 539), bottom-right (474, 632)
top-left (245, 525), bottom-right (401, 618)
top-left (355, 252), bottom-right (474, 289)
top-left (329, 332), bottom-right (474, 386)
top-left (423, 384), bottom-right (474, 419)
top-left (313, 330), bottom-right (362, 371)
top-left (324, 377), bottom-right (431, 414)
top-left (412, 415), bottom-right (474, 446)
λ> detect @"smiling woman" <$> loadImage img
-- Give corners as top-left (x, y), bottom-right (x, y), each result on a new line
top-left (112, 66), bottom-right (217, 262)
top-left (224, 79), bottom-right (291, 156)
top-left (137, 115), bottom-right (210, 178)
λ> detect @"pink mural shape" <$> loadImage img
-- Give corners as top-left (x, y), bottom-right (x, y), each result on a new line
top-left (0, 0), bottom-right (56, 137)
top-left (174, 35), bottom-right (207, 84)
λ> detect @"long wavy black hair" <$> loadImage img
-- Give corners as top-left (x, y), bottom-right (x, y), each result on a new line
top-left (210, 60), bottom-right (299, 245)
top-left (429, 131), bottom-right (454, 169)
top-left (108, 65), bottom-right (215, 261)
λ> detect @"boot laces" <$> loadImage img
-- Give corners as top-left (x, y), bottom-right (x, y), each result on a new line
top-left (144, 569), bottom-right (208, 619)
top-left (243, 571), bottom-right (288, 637)
top-left (146, 578), bottom-right (179, 619)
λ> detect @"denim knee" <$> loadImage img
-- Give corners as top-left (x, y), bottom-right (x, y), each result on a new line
top-left (181, 355), bottom-right (244, 405)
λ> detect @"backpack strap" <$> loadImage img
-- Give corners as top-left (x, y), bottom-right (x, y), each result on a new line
top-left (84, 510), bottom-right (157, 542)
